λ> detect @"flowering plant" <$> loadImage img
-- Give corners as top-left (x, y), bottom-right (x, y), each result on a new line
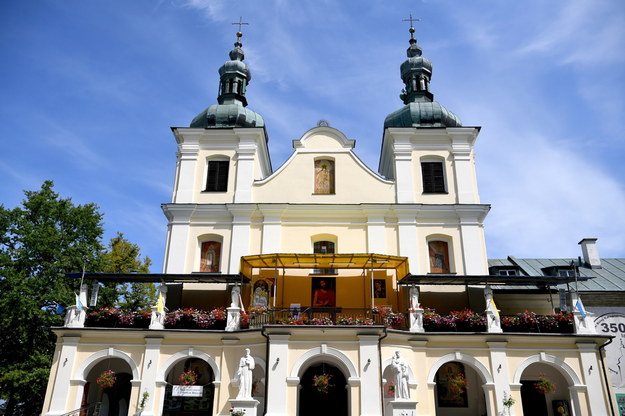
top-left (448, 373), bottom-right (467, 396)
top-left (230, 408), bottom-right (246, 416)
top-left (385, 381), bottom-right (395, 397)
top-left (86, 308), bottom-right (151, 328)
top-left (336, 316), bottom-right (374, 326)
top-left (313, 373), bottom-right (334, 394)
top-left (502, 392), bottom-right (516, 412)
top-left (249, 306), bottom-right (268, 314)
top-left (240, 311), bottom-right (249, 327)
top-left (179, 370), bottom-right (198, 386)
top-left (276, 317), bottom-right (309, 325)
top-left (534, 374), bottom-right (555, 394)
top-left (97, 369), bottom-right (116, 389)
top-left (164, 308), bottom-right (227, 329)
top-left (309, 317), bottom-right (334, 326)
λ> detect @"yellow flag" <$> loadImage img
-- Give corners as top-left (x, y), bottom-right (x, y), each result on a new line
top-left (157, 290), bottom-right (164, 314)
top-left (490, 298), bottom-right (500, 318)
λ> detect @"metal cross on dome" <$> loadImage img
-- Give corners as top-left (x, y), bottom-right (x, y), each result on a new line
top-left (401, 13), bottom-right (421, 28)
top-left (232, 16), bottom-right (249, 38)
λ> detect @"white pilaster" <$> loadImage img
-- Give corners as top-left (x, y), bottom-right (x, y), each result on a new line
top-left (358, 335), bottom-right (383, 416)
top-left (138, 337), bottom-right (163, 416)
top-left (234, 134), bottom-right (258, 203)
top-left (227, 206), bottom-right (254, 274)
top-left (259, 205), bottom-right (285, 254)
top-left (393, 137), bottom-right (415, 203)
top-left (162, 205), bottom-right (194, 274)
top-left (449, 128), bottom-right (479, 204)
top-left (486, 341), bottom-right (510, 416)
top-left (45, 336), bottom-right (81, 415)
top-left (173, 141), bottom-right (200, 203)
top-left (577, 342), bottom-right (610, 415)
top-left (265, 334), bottom-right (290, 416)
top-left (457, 209), bottom-right (488, 275)
top-left (364, 206), bottom-right (388, 254)
top-left (396, 208), bottom-right (419, 273)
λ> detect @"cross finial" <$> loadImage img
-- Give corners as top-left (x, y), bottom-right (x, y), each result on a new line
top-left (232, 16), bottom-right (249, 40)
top-left (401, 13), bottom-right (420, 39)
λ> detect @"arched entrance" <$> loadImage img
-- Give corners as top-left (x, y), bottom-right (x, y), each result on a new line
top-left (162, 358), bottom-right (215, 416)
top-left (433, 361), bottom-right (487, 416)
top-left (298, 363), bottom-right (348, 416)
top-left (519, 363), bottom-right (572, 416)
top-left (83, 358), bottom-right (132, 416)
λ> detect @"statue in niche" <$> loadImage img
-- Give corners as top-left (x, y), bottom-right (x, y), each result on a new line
top-left (390, 351), bottom-right (410, 399)
top-left (236, 348), bottom-right (256, 399)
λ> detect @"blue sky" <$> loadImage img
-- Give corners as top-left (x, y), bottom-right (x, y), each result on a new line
top-left (1, 0), bottom-right (624, 272)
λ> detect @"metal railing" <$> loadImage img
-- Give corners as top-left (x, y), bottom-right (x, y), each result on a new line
top-left (60, 402), bottom-right (101, 416)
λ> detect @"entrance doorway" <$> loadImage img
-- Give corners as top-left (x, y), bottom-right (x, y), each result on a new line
top-left (298, 363), bottom-right (348, 416)
top-left (162, 358), bottom-right (215, 416)
top-left (84, 359), bottom-right (132, 416)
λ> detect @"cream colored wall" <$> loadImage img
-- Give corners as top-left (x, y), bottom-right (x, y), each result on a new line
top-left (412, 150), bottom-right (459, 203)
top-left (193, 149), bottom-right (238, 203)
top-left (254, 151), bottom-right (395, 204)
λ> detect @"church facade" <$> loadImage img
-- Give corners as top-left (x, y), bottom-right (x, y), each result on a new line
top-left (41, 26), bottom-right (615, 416)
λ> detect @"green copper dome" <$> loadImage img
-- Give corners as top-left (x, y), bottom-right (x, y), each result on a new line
top-left (384, 27), bottom-right (461, 128)
top-left (191, 33), bottom-right (264, 129)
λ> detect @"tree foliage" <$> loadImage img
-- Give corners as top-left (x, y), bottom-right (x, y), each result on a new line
top-left (0, 182), bottom-right (153, 415)
top-left (99, 232), bottom-right (156, 309)
top-left (0, 181), bottom-right (104, 415)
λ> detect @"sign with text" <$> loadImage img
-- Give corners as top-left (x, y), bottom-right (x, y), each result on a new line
top-left (172, 385), bottom-right (203, 397)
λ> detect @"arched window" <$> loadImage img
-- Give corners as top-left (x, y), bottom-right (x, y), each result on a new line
top-left (313, 240), bottom-right (336, 275)
top-left (428, 240), bottom-right (450, 274)
top-left (205, 159), bottom-right (229, 192)
top-left (200, 241), bottom-right (221, 273)
top-left (435, 362), bottom-right (468, 407)
top-left (314, 159), bottom-right (335, 194)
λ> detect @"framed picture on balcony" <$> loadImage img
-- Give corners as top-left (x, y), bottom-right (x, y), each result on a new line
top-left (312, 277), bottom-right (336, 307)
top-left (374, 279), bottom-right (386, 298)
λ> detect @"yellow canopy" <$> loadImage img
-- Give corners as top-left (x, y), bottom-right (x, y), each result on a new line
top-left (240, 253), bottom-right (409, 280)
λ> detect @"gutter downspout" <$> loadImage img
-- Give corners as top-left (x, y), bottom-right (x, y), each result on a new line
top-left (599, 336), bottom-right (616, 416)
top-left (261, 326), bottom-right (270, 416)
top-left (378, 327), bottom-right (388, 414)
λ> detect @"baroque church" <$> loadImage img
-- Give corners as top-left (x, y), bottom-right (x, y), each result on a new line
top-left (41, 23), bottom-right (619, 416)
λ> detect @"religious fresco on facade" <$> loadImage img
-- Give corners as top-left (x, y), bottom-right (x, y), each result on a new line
top-left (374, 279), bottom-right (387, 298)
top-left (200, 241), bottom-right (221, 273)
top-left (312, 277), bottom-right (336, 307)
top-left (428, 241), bottom-right (450, 273)
top-left (314, 159), bottom-right (335, 194)
top-left (251, 278), bottom-right (271, 308)
top-left (435, 362), bottom-right (468, 407)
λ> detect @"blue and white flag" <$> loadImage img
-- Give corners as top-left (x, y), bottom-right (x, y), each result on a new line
top-left (576, 299), bottom-right (587, 318)
top-left (55, 304), bottom-right (66, 314)
top-left (76, 294), bottom-right (83, 311)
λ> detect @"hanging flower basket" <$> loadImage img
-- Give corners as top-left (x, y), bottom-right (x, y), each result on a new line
top-left (97, 370), bottom-right (117, 389)
top-left (313, 373), bottom-right (334, 394)
top-left (448, 373), bottom-right (467, 396)
top-left (385, 381), bottom-right (396, 397)
top-left (179, 370), bottom-right (198, 386)
top-left (534, 374), bottom-right (555, 395)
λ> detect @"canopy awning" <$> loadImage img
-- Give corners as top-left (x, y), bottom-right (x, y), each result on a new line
top-left (239, 253), bottom-right (410, 280)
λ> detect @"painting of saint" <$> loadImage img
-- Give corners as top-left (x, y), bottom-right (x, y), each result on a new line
top-left (428, 241), bottom-right (450, 273)
top-left (251, 279), bottom-right (270, 308)
top-left (314, 159), bottom-right (335, 194)
top-left (312, 277), bottom-right (336, 307)
top-left (200, 241), bottom-right (221, 273)
top-left (374, 279), bottom-right (386, 298)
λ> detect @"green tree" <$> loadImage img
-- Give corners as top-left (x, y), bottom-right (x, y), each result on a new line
top-left (0, 181), bottom-right (104, 415)
top-left (98, 232), bottom-right (155, 309)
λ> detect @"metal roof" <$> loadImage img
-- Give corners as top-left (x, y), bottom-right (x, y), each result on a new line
top-left (239, 253), bottom-right (410, 280)
top-left (66, 272), bottom-right (246, 284)
top-left (488, 257), bottom-right (625, 292)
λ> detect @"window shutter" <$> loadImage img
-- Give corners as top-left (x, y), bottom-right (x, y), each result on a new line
top-left (206, 160), bottom-right (229, 192)
top-left (421, 162), bottom-right (445, 193)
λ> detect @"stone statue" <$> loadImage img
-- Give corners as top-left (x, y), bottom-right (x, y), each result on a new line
top-left (390, 351), bottom-right (409, 399)
top-left (409, 286), bottom-right (420, 310)
top-left (231, 285), bottom-right (241, 308)
top-left (236, 348), bottom-right (256, 399)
